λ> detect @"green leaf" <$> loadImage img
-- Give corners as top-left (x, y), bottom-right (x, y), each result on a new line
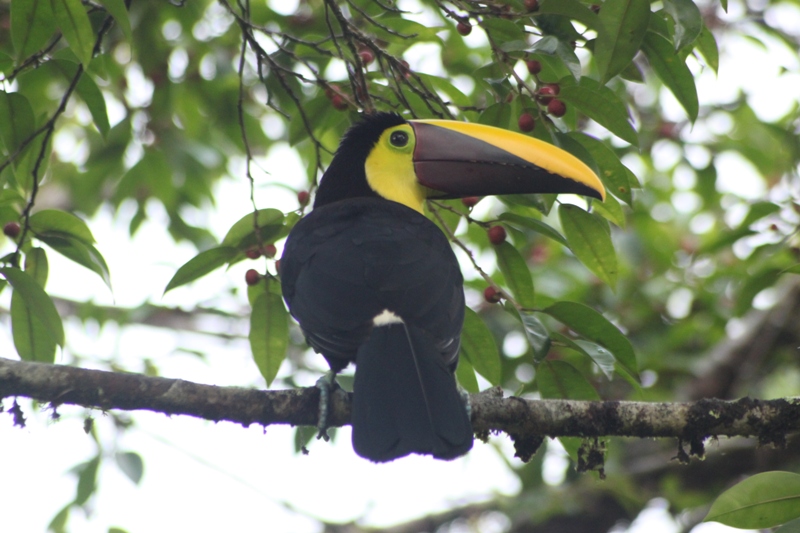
top-left (11, 289), bottom-right (58, 363)
top-left (494, 241), bottom-right (535, 308)
top-left (11, 0), bottom-right (56, 62)
top-left (25, 247), bottom-right (49, 287)
top-left (164, 246), bottom-right (239, 294)
top-left (775, 517), bottom-right (800, 533)
top-left (567, 132), bottom-right (635, 205)
top-left (481, 18), bottom-right (526, 42)
top-left (642, 31), bottom-right (699, 121)
top-left (96, 0), bottom-right (132, 42)
top-left (662, 0), bottom-right (702, 50)
top-left (1, 267), bottom-right (65, 346)
top-left (595, 0), bottom-right (650, 83)
top-left (460, 307), bottom-right (502, 385)
top-left (455, 356), bottom-right (480, 394)
top-left (518, 309), bottom-right (551, 362)
top-left (29, 209), bottom-right (95, 243)
top-left (537, 360), bottom-right (600, 401)
top-left (695, 24), bottom-right (719, 73)
top-left (221, 209), bottom-right (285, 249)
top-left (75, 455), bottom-right (101, 506)
top-left (591, 189), bottom-right (626, 228)
top-left (558, 204), bottom-right (619, 288)
top-left (38, 235), bottom-right (112, 290)
top-left (538, 0), bottom-right (600, 30)
top-left (499, 212), bottom-right (568, 246)
top-left (249, 286), bottom-right (289, 386)
top-left (115, 451), bottom-right (144, 485)
top-left (705, 471), bottom-right (800, 529)
top-left (544, 301), bottom-right (638, 379)
top-left (51, 0), bottom-right (95, 66)
top-left (0, 92), bottom-right (35, 162)
top-left (574, 340), bottom-right (615, 379)
top-left (558, 77), bottom-right (638, 146)
top-left (48, 505), bottom-right (71, 533)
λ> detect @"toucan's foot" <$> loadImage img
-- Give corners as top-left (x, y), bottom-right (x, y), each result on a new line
top-left (315, 372), bottom-right (340, 441)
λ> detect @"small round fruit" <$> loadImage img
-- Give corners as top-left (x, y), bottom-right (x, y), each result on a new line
top-left (3, 221), bottom-right (20, 239)
top-left (297, 190), bottom-right (310, 206)
top-left (547, 99), bottom-right (567, 117)
top-left (245, 269), bottom-right (261, 286)
top-left (518, 112), bottom-right (535, 132)
top-left (526, 59), bottom-right (542, 75)
top-left (488, 225), bottom-right (507, 245)
top-left (331, 94), bottom-right (348, 111)
top-left (358, 48), bottom-right (374, 66)
top-left (263, 244), bottom-right (277, 258)
top-left (461, 196), bottom-right (481, 208)
top-left (537, 84), bottom-right (558, 104)
top-left (457, 21), bottom-right (472, 36)
top-left (524, 0), bottom-right (539, 11)
top-left (324, 84), bottom-right (339, 100)
top-left (484, 286), bottom-right (502, 304)
top-left (246, 248), bottom-right (261, 259)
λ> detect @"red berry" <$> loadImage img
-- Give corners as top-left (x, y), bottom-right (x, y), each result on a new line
top-left (526, 59), bottom-right (542, 75)
top-left (488, 225), bottom-right (506, 245)
top-left (245, 269), bottom-right (261, 286)
top-left (246, 248), bottom-right (261, 259)
top-left (547, 99), bottom-right (567, 117)
top-left (518, 113), bottom-right (535, 132)
top-left (263, 244), bottom-right (277, 258)
top-left (461, 196), bottom-right (481, 208)
top-left (484, 286), bottom-right (502, 304)
top-left (397, 60), bottom-right (411, 78)
top-left (537, 85), bottom-right (558, 104)
top-left (331, 94), bottom-right (348, 111)
top-left (457, 22), bottom-right (472, 36)
top-left (297, 190), bottom-right (310, 206)
top-left (324, 84), bottom-right (339, 100)
top-left (524, 0), bottom-right (539, 11)
top-left (358, 48), bottom-right (374, 66)
top-left (3, 221), bottom-right (20, 239)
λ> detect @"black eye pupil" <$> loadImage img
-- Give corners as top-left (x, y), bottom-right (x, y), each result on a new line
top-left (390, 131), bottom-right (409, 147)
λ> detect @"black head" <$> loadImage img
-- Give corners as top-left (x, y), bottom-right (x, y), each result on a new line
top-left (313, 113), bottom-right (408, 208)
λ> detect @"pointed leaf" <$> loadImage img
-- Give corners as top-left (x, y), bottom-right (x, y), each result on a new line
top-left (642, 31), bottom-right (699, 121)
top-left (663, 0), bottom-right (702, 50)
top-left (249, 287), bottom-right (288, 386)
top-left (558, 77), bottom-right (638, 146)
top-left (460, 307), bottom-right (502, 385)
top-left (29, 209), bottom-right (95, 243)
top-left (164, 246), bottom-right (239, 294)
top-left (455, 356), bottom-right (480, 393)
top-left (11, 290), bottom-right (58, 363)
top-left (518, 309), bottom-right (551, 362)
top-left (695, 25), bottom-right (719, 73)
top-left (221, 209), bottom-right (285, 249)
top-left (558, 204), bottom-right (618, 288)
top-left (75, 455), bottom-right (101, 505)
top-left (705, 472), bottom-right (800, 529)
top-left (1, 266), bottom-right (64, 347)
top-left (0, 92), bottom-right (35, 159)
top-left (115, 451), bottom-right (144, 485)
top-left (499, 213), bottom-right (567, 246)
top-left (494, 241), bottom-right (535, 308)
top-left (537, 360), bottom-right (600, 401)
top-left (24, 247), bottom-right (49, 288)
top-left (51, 0), bottom-right (95, 66)
top-left (37, 234), bottom-right (112, 290)
top-left (544, 301), bottom-right (637, 378)
top-left (11, 0), bottom-right (56, 62)
top-left (538, 0), bottom-right (600, 30)
top-left (595, 0), bottom-right (651, 83)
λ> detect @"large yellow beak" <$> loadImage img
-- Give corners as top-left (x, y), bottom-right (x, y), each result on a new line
top-left (409, 120), bottom-right (605, 201)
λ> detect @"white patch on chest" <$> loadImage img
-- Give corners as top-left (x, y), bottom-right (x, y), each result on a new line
top-left (372, 309), bottom-right (404, 326)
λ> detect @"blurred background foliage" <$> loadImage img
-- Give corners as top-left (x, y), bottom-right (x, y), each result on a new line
top-left (1, 0), bottom-right (800, 531)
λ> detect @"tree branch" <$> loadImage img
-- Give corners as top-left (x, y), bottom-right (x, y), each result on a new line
top-left (2, 357), bottom-right (798, 461)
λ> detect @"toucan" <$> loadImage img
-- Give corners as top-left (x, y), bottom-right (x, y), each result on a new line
top-left (280, 112), bottom-right (605, 463)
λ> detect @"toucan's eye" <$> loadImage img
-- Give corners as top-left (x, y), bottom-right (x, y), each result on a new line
top-left (390, 130), bottom-right (409, 147)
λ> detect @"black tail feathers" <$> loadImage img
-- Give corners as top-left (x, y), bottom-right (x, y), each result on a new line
top-left (351, 323), bottom-right (473, 462)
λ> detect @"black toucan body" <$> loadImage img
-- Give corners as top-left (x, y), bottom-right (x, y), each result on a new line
top-left (280, 113), bottom-right (605, 462)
